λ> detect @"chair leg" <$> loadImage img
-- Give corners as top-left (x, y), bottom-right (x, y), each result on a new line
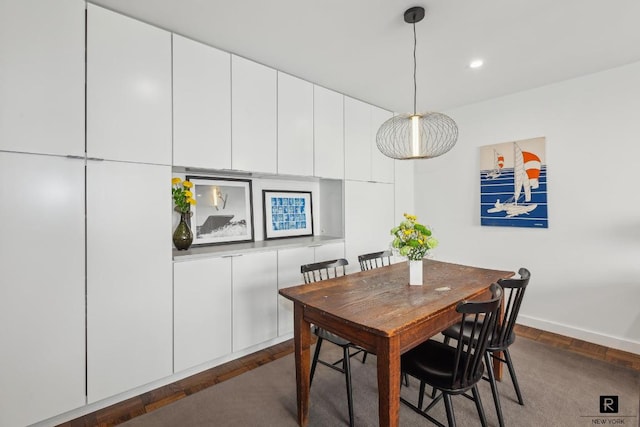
top-left (403, 372), bottom-right (410, 387)
top-left (442, 393), bottom-right (456, 427)
top-left (362, 350), bottom-right (368, 364)
top-left (310, 337), bottom-right (323, 385)
top-left (343, 347), bottom-right (355, 427)
top-left (485, 352), bottom-right (505, 427)
top-left (418, 380), bottom-right (426, 410)
top-left (472, 384), bottom-right (488, 427)
top-left (503, 348), bottom-right (524, 405)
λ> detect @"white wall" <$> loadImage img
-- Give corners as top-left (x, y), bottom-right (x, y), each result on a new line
top-left (415, 61), bottom-right (640, 354)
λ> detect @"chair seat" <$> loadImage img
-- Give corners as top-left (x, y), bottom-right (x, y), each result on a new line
top-left (401, 339), bottom-right (485, 392)
top-left (314, 327), bottom-right (352, 347)
top-left (442, 319), bottom-right (516, 351)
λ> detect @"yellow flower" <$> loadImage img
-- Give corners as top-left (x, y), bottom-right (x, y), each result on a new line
top-left (183, 181), bottom-right (193, 188)
top-left (187, 197), bottom-right (197, 205)
top-left (184, 190), bottom-right (193, 198)
top-left (172, 177), bottom-right (181, 185)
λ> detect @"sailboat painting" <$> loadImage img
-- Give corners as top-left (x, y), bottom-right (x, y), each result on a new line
top-left (480, 137), bottom-right (548, 228)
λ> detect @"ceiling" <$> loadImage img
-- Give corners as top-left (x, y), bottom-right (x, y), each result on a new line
top-left (88, 0), bottom-right (640, 113)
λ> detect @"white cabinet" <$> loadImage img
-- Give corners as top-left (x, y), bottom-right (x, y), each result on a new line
top-left (371, 106), bottom-right (395, 183)
top-left (87, 4), bottom-right (172, 165)
top-left (0, 152), bottom-right (85, 427)
top-left (345, 181), bottom-right (395, 274)
top-left (173, 34), bottom-right (231, 170)
top-left (87, 161), bottom-right (172, 402)
top-left (344, 97), bottom-right (394, 183)
top-left (314, 86), bottom-right (344, 179)
top-left (231, 55), bottom-right (277, 174)
top-left (232, 252), bottom-right (278, 351)
top-left (278, 72), bottom-right (314, 176)
top-left (313, 241), bottom-right (346, 263)
top-left (0, 0), bottom-right (85, 157)
top-left (277, 247), bottom-right (315, 336)
top-left (394, 159), bottom-right (415, 222)
top-left (174, 257), bottom-right (232, 372)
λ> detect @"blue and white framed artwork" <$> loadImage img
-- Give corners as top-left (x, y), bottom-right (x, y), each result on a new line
top-left (262, 190), bottom-right (314, 239)
top-left (480, 137), bottom-right (548, 228)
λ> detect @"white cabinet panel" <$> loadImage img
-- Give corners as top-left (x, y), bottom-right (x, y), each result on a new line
top-left (174, 257), bottom-right (232, 372)
top-left (394, 159), bottom-right (415, 222)
top-left (87, 161), bottom-right (172, 402)
top-left (314, 86), bottom-right (344, 179)
top-left (314, 242), bottom-right (345, 263)
top-left (371, 106), bottom-right (395, 183)
top-left (231, 55), bottom-right (277, 174)
top-left (87, 4), bottom-right (172, 165)
top-left (0, 0), bottom-right (84, 156)
top-left (277, 72), bottom-right (313, 176)
top-left (277, 247), bottom-right (314, 336)
top-left (345, 181), bottom-right (395, 274)
top-left (173, 34), bottom-right (231, 170)
top-left (0, 152), bottom-right (85, 427)
top-left (232, 252), bottom-right (278, 351)
top-left (344, 97), bottom-right (371, 181)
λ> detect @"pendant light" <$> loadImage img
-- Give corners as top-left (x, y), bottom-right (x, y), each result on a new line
top-left (376, 6), bottom-right (458, 160)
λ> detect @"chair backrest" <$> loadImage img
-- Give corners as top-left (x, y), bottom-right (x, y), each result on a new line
top-left (452, 283), bottom-right (503, 390)
top-left (301, 258), bottom-right (349, 284)
top-left (358, 250), bottom-right (392, 271)
top-left (490, 267), bottom-right (531, 349)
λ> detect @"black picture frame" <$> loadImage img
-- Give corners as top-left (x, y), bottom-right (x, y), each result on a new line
top-left (262, 190), bottom-right (314, 240)
top-left (187, 176), bottom-right (254, 246)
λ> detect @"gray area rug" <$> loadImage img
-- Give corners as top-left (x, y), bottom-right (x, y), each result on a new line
top-left (121, 337), bottom-right (639, 426)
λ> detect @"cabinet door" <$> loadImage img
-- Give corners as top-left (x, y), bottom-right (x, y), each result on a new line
top-left (87, 4), bottom-right (171, 165)
top-left (371, 106), bottom-right (395, 183)
top-left (277, 247), bottom-right (315, 336)
top-left (345, 181), bottom-right (395, 274)
top-left (87, 161), bottom-right (172, 402)
top-left (314, 85), bottom-right (344, 179)
top-left (173, 34), bottom-right (231, 170)
top-left (174, 257), bottom-right (232, 372)
top-left (314, 242), bottom-right (345, 263)
top-left (232, 252), bottom-right (278, 351)
top-left (344, 97), bottom-right (372, 181)
top-left (0, 0), bottom-right (84, 157)
top-left (0, 152), bottom-right (85, 427)
top-left (277, 72), bottom-right (313, 176)
top-left (231, 55), bottom-right (277, 174)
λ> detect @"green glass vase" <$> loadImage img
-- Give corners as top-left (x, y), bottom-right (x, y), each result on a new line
top-left (173, 212), bottom-right (193, 250)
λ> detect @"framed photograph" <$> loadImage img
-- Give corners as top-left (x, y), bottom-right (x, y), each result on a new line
top-left (262, 190), bottom-right (313, 240)
top-left (187, 176), bottom-right (254, 246)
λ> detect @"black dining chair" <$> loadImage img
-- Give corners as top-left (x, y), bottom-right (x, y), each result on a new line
top-left (441, 268), bottom-right (531, 427)
top-left (357, 249), bottom-right (392, 271)
top-left (401, 283), bottom-right (503, 427)
top-left (301, 258), bottom-right (365, 427)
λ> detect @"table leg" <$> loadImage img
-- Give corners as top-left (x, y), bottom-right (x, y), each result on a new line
top-left (376, 335), bottom-right (401, 427)
top-left (293, 303), bottom-right (311, 426)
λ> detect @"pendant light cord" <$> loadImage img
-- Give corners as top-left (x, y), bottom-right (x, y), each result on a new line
top-left (412, 20), bottom-right (417, 115)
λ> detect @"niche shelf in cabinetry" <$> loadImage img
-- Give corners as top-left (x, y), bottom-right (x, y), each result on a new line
top-left (172, 168), bottom-right (343, 260)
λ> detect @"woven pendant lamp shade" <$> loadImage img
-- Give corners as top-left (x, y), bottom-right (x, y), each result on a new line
top-left (376, 112), bottom-right (458, 159)
top-left (376, 6), bottom-right (458, 160)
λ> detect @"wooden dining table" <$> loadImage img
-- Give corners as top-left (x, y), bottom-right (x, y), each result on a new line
top-left (278, 259), bottom-right (514, 427)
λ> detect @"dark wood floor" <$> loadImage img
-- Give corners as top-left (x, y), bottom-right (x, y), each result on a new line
top-left (58, 325), bottom-right (640, 427)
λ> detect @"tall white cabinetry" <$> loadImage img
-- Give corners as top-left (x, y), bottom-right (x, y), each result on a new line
top-left (277, 72), bottom-right (314, 176)
top-left (0, 2), bottom-right (86, 426)
top-left (232, 56), bottom-right (277, 174)
top-left (173, 34), bottom-right (231, 170)
top-left (313, 86), bottom-right (345, 179)
top-left (86, 4), bottom-right (173, 403)
top-left (174, 257), bottom-right (232, 372)
top-left (345, 181), bottom-right (395, 274)
top-left (232, 252), bottom-right (279, 352)
top-left (344, 97), bottom-right (394, 183)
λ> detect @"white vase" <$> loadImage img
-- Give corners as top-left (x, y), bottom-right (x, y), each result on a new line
top-left (409, 259), bottom-right (423, 285)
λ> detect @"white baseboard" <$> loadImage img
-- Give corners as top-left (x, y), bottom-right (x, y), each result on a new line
top-left (518, 314), bottom-right (640, 355)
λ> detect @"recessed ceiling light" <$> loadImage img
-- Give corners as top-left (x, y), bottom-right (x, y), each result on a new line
top-left (469, 59), bottom-right (484, 69)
